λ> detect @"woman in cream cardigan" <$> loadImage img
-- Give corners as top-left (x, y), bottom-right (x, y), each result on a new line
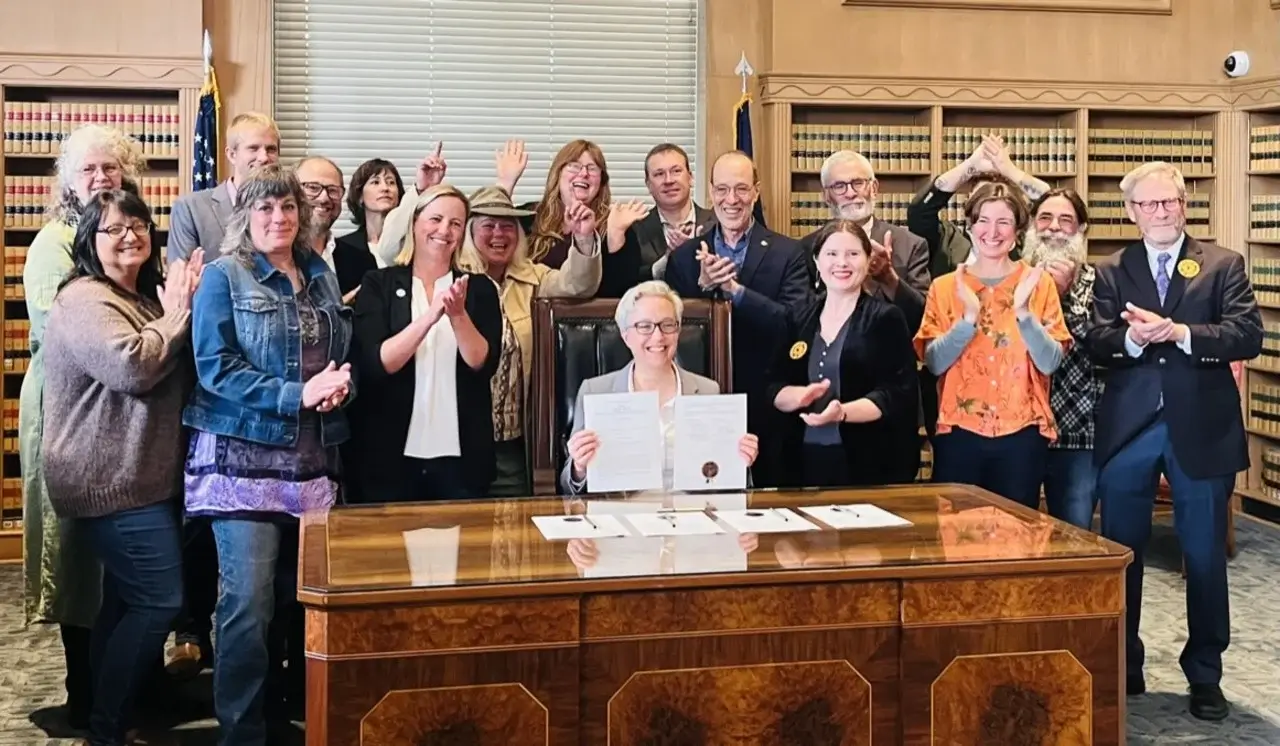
top-left (456, 184), bottom-right (601, 495)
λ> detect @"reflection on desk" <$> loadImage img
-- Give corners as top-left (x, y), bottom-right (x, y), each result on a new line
top-left (299, 483), bottom-right (1120, 601)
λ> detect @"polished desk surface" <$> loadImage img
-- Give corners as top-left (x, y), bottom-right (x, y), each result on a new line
top-left (298, 483), bottom-right (1130, 605)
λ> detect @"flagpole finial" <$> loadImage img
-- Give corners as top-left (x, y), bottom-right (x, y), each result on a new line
top-left (202, 30), bottom-right (213, 75)
top-left (735, 52), bottom-right (754, 95)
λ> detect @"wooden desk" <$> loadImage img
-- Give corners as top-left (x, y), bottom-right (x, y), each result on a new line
top-left (299, 484), bottom-right (1132, 745)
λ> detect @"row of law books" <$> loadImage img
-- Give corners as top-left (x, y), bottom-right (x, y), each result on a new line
top-left (1248, 381), bottom-right (1280, 436)
top-left (1244, 318), bottom-right (1280, 366)
top-left (1, 478), bottom-right (21, 531)
top-left (941, 126), bottom-right (1076, 176)
top-left (1, 398), bottom-right (15, 455)
top-left (1248, 260), bottom-right (1280, 308)
top-left (3, 176), bottom-right (180, 230)
top-left (1261, 447), bottom-right (1280, 505)
top-left (1086, 191), bottom-right (1211, 239)
top-left (2, 319), bottom-right (30, 373)
top-left (1248, 195), bottom-right (1280, 241)
top-left (3, 246), bottom-right (26, 300)
top-left (1086, 128), bottom-right (1214, 177)
top-left (790, 124), bottom-right (931, 174)
top-left (2, 101), bottom-right (181, 157)
top-left (1249, 125), bottom-right (1280, 172)
top-left (786, 192), bottom-right (913, 239)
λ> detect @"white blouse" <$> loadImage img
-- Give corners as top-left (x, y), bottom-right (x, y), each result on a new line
top-left (403, 273), bottom-right (462, 460)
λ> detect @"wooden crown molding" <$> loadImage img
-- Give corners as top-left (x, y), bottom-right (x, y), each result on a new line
top-left (0, 53), bottom-right (203, 88)
top-left (843, 0), bottom-right (1171, 14)
top-left (1273, 0), bottom-right (1280, 9)
top-left (759, 74), bottom-right (1232, 111)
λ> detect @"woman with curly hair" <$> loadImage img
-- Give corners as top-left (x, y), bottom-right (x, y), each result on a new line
top-left (20, 123), bottom-right (146, 732)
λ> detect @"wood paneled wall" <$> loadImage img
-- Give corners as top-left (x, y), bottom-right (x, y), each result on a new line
top-left (0, 0), bottom-right (200, 59)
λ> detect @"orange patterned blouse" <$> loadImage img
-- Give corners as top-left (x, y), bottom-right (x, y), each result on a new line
top-left (913, 262), bottom-right (1071, 441)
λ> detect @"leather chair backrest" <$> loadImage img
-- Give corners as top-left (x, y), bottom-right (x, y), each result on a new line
top-left (529, 298), bottom-right (731, 494)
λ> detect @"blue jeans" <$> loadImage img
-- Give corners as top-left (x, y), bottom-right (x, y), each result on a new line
top-left (80, 502), bottom-right (184, 746)
top-left (211, 518), bottom-right (300, 746)
top-left (1098, 418), bottom-right (1232, 686)
top-left (1043, 448), bottom-right (1098, 530)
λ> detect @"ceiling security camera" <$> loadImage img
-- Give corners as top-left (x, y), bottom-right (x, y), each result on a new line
top-left (1225, 51), bottom-right (1251, 78)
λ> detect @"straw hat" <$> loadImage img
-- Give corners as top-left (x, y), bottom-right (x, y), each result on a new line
top-left (469, 185), bottom-right (535, 218)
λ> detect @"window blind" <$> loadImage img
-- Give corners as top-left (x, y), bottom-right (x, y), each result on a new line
top-left (273, 0), bottom-right (701, 233)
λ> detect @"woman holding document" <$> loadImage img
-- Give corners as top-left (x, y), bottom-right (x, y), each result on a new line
top-left (560, 281), bottom-right (759, 494)
top-left (769, 219), bottom-right (920, 488)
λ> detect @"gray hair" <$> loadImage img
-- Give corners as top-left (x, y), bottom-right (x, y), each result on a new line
top-left (50, 124), bottom-right (147, 223)
top-left (819, 150), bottom-right (875, 187)
top-left (295, 155), bottom-right (343, 182)
top-left (219, 163), bottom-right (314, 264)
top-left (615, 280), bottom-right (684, 330)
top-left (1120, 161), bottom-right (1186, 201)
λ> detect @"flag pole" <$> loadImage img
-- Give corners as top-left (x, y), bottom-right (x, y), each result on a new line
top-left (733, 52), bottom-right (754, 146)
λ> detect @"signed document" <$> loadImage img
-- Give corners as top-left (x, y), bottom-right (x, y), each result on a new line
top-left (672, 394), bottom-right (748, 491)
top-left (583, 391), bottom-right (664, 492)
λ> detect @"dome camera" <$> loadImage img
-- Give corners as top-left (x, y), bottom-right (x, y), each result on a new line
top-left (1225, 51), bottom-right (1251, 78)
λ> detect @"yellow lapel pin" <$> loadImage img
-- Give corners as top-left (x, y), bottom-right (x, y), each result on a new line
top-left (789, 341), bottom-right (808, 360)
top-left (1177, 259), bottom-right (1200, 279)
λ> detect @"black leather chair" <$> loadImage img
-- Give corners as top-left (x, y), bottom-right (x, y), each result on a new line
top-left (529, 298), bottom-right (732, 495)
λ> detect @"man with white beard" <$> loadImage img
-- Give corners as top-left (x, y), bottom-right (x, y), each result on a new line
top-left (802, 150), bottom-right (931, 331)
top-left (1022, 188), bottom-right (1100, 530)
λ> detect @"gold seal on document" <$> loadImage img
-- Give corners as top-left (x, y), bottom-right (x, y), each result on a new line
top-left (702, 461), bottom-right (720, 484)
top-left (1177, 259), bottom-right (1200, 279)
top-left (789, 341), bottom-right (807, 360)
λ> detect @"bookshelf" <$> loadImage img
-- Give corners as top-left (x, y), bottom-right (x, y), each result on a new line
top-left (0, 58), bottom-right (202, 560)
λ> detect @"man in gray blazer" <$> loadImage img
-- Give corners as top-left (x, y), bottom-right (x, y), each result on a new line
top-left (167, 112), bottom-right (281, 262)
top-left (801, 150), bottom-right (931, 332)
top-left (626, 143), bottom-right (717, 283)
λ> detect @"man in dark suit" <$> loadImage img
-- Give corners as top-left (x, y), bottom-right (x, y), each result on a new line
top-left (1086, 161), bottom-right (1262, 722)
top-left (624, 143), bottom-right (717, 283)
top-left (800, 149), bottom-right (930, 332)
top-left (665, 150), bottom-right (814, 487)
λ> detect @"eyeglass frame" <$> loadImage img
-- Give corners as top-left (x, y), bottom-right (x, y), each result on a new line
top-left (1128, 197), bottom-right (1184, 215)
top-left (823, 178), bottom-right (875, 196)
top-left (301, 181), bottom-right (345, 201)
top-left (563, 163), bottom-right (603, 177)
top-left (629, 319), bottom-right (682, 336)
top-left (97, 222), bottom-right (152, 240)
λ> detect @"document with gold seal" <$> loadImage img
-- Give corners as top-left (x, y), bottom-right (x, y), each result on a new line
top-left (672, 394), bottom-right (749, 491)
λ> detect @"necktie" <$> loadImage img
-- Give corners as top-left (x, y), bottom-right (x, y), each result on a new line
top-left (1156, 252), bottom-right (1171, 305)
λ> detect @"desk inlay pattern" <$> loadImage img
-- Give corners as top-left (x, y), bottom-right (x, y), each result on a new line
top-left (359, 684), bottom-right (549, 745)
top-left (902, 572), bottom-right (1124, 625)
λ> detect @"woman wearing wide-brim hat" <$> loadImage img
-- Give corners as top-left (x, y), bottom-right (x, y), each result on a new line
top-left (456, 184), bottom-right (602, 496)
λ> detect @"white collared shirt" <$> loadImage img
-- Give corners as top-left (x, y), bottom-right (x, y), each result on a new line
top-left (1124, 232), bottom-right (1192, 358)
top-left (403, 273), bottom-right (462, 459)
top-left (317, 232), bottom-right (336, 273)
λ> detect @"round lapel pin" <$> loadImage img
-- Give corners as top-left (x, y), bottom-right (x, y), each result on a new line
top-left (1177, 259), bottom-right (1200, 279)
top-left (789, 341), bottom-right (807, 360)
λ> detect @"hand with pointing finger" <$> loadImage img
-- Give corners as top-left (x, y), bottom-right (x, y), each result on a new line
top-left (416, 142), bottom-right (447, 191)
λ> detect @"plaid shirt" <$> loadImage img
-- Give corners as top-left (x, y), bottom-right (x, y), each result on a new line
top-left (1049, 264), bottom-right (1100, 450)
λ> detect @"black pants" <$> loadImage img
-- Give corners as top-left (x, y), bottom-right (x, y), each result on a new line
top-left (931, 426), bottom-right (1049, 508)
top-left (386, 456), bottom-right (483, 502)
top-left (174, 517), bottom-right (218, 655)
top-left (60, 624), bottom-right (93, 725)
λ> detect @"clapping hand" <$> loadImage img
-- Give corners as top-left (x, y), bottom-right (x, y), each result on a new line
top-left (1044, 259), bottom-right (1075, 295)
top-left (866, 233), bottom-right (895, 281)
top-left (564, 200), bottom-right (598, 243)
top-left (795, 378), bottom-right (831, 409)
top-left (981, 134), bottom-right (1015, 175)
top-left (301, 361), bottom-right (352, 410)
top-left (607, 200), bottom-right (650, 238)
top-left (800, 399), bottom-right (844, 427)
top-left (1122, 302), bottom-right (1181, 345)
top-left (441, 275), bottom-right (469, 318)
top-left (695, 241), bottom-right (737, 292)
top-left (416, 142), bottom-right (447, 191)
top-left (954, 264), bottom-right (981, 323)
top-left (159, 248), bottom-right (205, 315)
top-left (1013, 265), bottom-right (1044, 314)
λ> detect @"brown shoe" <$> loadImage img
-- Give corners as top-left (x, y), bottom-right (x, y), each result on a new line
top-left (164, 642), bottom-right (203, 680)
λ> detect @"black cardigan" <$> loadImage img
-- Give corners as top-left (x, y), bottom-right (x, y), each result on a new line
top-left (333, 227), bottom-right (379, 296)
top-left (347, 265), bottom-right (503, 501)
top-left (767, 294), bottom-right (921, 487)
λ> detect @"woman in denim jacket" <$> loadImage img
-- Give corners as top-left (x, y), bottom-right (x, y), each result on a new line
top-left (181, 164), bottom-right (354, 746)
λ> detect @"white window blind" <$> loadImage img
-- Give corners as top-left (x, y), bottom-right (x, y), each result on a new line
top-left (273, 0), bottom-right (700, 233)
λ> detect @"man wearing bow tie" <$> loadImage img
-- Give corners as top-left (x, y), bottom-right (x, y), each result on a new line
top-left (1086, 161), bottom-right (1261, 722)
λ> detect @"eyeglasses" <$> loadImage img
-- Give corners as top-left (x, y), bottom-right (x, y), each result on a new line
top-left (630, 320), bottom-right (681, 336)
top-left (98, 223), bottom-right (150, 239)
top-left (711, 184), bottom-right (756, 200)
top-left (80, 163), bottom-right (121, 178)
top-left (824, 178), bottom-right (872, 195)
top-left (301, 182), bottom-right (344, 201)
top-left (1130, 198), bottom-right (1183, 215)
top-left (564, 163), bottom-right (602, 177)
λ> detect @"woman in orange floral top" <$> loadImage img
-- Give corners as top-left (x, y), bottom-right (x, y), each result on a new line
top-left (913, 181), bottom-right (1071, 508)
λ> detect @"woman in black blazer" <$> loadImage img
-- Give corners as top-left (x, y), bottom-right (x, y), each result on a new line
top-left (334, 158), bottom-right (406, 297)
top-left (769, 219), bottom-right (920, 488)
top-left (349, 184), bottom-right (503, 503)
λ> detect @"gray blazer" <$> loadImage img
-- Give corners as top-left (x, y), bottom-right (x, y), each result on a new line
top-left (802, 216), bottom-right (931, 333)
top-left (559, 364), bottom-right (720, 495)
top-left (168, 181), bottom-right (234, 263)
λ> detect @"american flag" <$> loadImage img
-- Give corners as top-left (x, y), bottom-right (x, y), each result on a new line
top-left (733, 92), bottom-right (768, 228)
top-left (192, 66), bottom-right (220, 191)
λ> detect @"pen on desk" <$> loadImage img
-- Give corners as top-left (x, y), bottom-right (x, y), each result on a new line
top-left (772, 508), bottom-right (790, 522)
top-left (583, 515), bottom-right (598, 530)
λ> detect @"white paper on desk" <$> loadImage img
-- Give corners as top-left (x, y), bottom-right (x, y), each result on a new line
top-left (716, 507), bottom-right (821, 534)
top-left (800, 504), bottom-right (913, 530)
top-left (671, 394), bottom-right (749, 491)
top-left (582, 499), bottom-right (664, 578)
top-left (402, 526), bottom-right (461, 587)
top-left (626, 511), bottom-right (726, 537)
top-left (532, 513), bottom-right (631, 540)
top-left (583, 391), bottom-right (664, 492)
top-left (675, 534), bottom-right (749, 574)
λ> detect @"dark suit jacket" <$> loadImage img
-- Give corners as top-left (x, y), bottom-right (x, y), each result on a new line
top-left (517, 201), bottom-right (634, 298)
top-left (333, 227), bottom-right (379, 296)
top-left (347, 265), bottom-right (504, 500)
top-left (1085, 237), bottom-right (1262, 479)
top-left (801, 217), bottom-right (931, 333)
top-left (768, 294), bottom-right (921, 486)
top-left (665, 223), bottom-right (815, 486)
top-left (629, 204), bottom-right (717, 283)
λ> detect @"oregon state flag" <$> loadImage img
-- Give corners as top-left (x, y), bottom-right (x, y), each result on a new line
top-left (193, 66), bottom-right (220, 191)
top-left (733, 92), bottom-right (767, 228)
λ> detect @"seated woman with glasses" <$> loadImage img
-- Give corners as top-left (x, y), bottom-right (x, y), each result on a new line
top-left (560, 281), bottom-right (759, 494)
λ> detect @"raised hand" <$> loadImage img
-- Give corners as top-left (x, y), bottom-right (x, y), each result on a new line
top-left (867, 232), bottom-right (894, 280)
top-left (564, 200), bottom-right (598, 241)
top-left (800, 399), bottom-right (844, 427)
top-left (1044, 259), bottom-right (1075, 295)
top-left (416, 142), bottom-right (447, 191)
top-left (606, 200), bottom-right (650, 238)
top-left (1013, 265), bottom-right (1044, 313)
top-left (982, 133), bottom-right (1014, 175)
top-left (495, 140), bottom-right (528, 193)
top-left (301, 361), bottom-right (353, 409)
top-left (954, 264), bottom-right (982, 323)
top-left (441, 275), bottom-right (469, 318)
top-left (568, 428), bottom-right (600, 481)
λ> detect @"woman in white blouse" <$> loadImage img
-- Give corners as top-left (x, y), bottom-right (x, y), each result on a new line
top-left (349, 184), bottom-right (504, 502)
top-left (560, 281), bottom-right (759, 494)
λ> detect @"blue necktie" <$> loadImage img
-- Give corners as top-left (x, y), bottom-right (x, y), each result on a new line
top-left (1156, 252), bottom-right (1171, 305)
